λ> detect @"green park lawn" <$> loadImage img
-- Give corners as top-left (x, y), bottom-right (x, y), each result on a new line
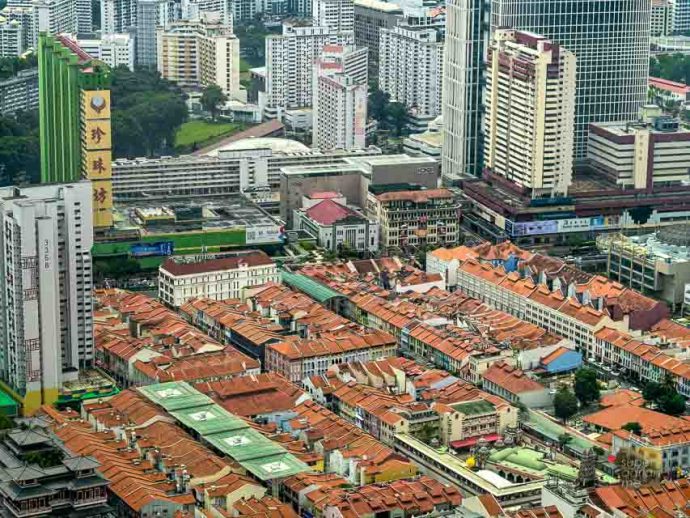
top-left (174, 120), bottom-right (246, 151)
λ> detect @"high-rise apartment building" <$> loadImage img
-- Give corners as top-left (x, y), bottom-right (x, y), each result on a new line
top-left (4, 0), bottom-right (78, 48)
top-left (353, 0), bottom-right (402, 76)
top-left (313, 45), bottom-right (368, 150)
top-left (157, 14), bottom-right (240, 97)
top-left (100, 0), bottom-right (137, 33)
top-left (491, 0), bottom-right (651, 159)
top-left (76, 0), bottom-right (93, 32)
top-left (0, 17), bottom-right (24, 57)
top-left (313, 0), bottom-right (355, 32)
top-left (484, 30), bottom-right (576, 198)
top-left (0, 68), bottom-right (38, 115)
top-left (651, 0), bottom-right (674, 36)
top-left (38, 34), bottom-right (114, 227)
top-left (441, 0), bottom-right (490, 181)
top-left (264, 22), bottom-right (354, 116)
top-left (135, 0), bottom-right (178, 67)
top-left (0, 182), bottom-right (93, 414)
top-left (181, 0), bottom-right (232, 24)
top-left (674, 0), bottom-right (690, 33)
top-left (379, 23), bottom-right (443, 129)
top-left (0, 7), bottom-right (33, 51)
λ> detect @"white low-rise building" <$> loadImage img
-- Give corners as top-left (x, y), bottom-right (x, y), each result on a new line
top-left (293, 192), bottom-right (379, 252)
top-left (158, 251), bottom-right (280, 307)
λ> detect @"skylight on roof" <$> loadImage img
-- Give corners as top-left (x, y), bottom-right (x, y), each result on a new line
top-left (224, 435), bottom-right (252, 447)
top-left (189, 410), bottom-right (217, 421)
top-left (261, 461), bottom-right (290, 474)
top-left (157, 388), bottom-right (182, 398)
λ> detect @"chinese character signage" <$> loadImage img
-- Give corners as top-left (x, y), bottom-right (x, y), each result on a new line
top-left (83, 120), bottom-right (112, 150)
top-left (84, 150), bottom-right (111, 180)
top-left (81, 89), bottom-right (113, 228)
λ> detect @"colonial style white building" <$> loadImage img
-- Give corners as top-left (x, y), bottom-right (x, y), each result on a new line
top-left (293, 193), bottom-right (379, 252)
top-left (158, 251), bottom-right (280, 307)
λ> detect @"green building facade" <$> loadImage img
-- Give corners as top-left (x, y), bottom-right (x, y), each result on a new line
top-left (38, 33), bottom-right (111, 184)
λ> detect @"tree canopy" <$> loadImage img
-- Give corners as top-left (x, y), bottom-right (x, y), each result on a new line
top-left (573, 368), bottom-right (600, 406)
top-left (643, 377), bottom-right (687, 416)
top-left (650, 53), bottom-right (690, 85)
top-left (367, 89), bottom-right (410, 136)
top-left (0, 110), bottom-right (40, 186)
top-left (200, 84), bottom-right (228, 120)
top-left (0, 54), bottom-right (37, 80)
top-left (110, 67), bottom-right (188, 158)
top-left (621, 422), bottom-right (642, 435)
top-left (554, 386), bottom-right (578, 423)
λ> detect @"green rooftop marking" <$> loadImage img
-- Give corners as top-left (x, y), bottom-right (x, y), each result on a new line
top-left (138, 381), bottom-right (310, 481)
top-left (138, 381), bottom-right (213, 411)
top-left (451, 400), bottom-right (496, 416)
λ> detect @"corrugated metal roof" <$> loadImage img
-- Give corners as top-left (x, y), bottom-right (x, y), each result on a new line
top-left (280, 270), bottom-right (343, 303)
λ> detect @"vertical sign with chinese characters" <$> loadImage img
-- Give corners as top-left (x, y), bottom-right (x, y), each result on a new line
top-left (81, 90), bottom-right (113, 228)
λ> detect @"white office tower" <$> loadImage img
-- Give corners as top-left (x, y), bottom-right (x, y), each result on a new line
top-left (76, 0), bottom-right (92, 32)
top-left (157, 14), bottom-right (240, 97)
top-left (100, 0), bottom-right (137, 33)
top-left (379, 23), bottom-right (443, 130)
top-left (313, 0), bottom-right (355, 32)
top-left (313, 45), bottom-right (368, 151)
top-left (0, 18), bottom-right (24, 57)
top-left (136, 0), bottom-right (178, 67)
top-left (265, 22), bottom-right (355, 117)
top-left (491, 0), bottom-right (651, 159)
top-left (181, 0), bottom-right (232, 24)
top-left (484, 30), bottom-right (576, 199)
top-left (0, 182), bottom-right (93, 413)
top-left (4, 0), bottom-right (78, 48)
top-left (74, 33), bottom-right (135, 70)
top-left (441, 0), bottom-right (490, 181)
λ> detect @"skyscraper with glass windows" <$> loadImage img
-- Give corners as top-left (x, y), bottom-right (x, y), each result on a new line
top-left (490, 0), bottom-right (651, 159)
top-left (441, 0), bottom-right (491, 182)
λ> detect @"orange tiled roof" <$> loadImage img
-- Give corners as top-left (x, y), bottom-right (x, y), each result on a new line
top-left (592, 479), bottom-right (690, 517)
top-left (483, 361), bottom-right (546, 395)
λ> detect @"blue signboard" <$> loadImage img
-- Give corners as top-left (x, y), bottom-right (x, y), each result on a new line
top-left (130, 241), bottom-right (174, 257)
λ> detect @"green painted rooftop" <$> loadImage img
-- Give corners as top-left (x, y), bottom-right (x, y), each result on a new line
top-left (138, 382), bottom-right (213, 411)
top-left (490, 447), bottom-right (547, 473)
top-left (451, 400), bottom-right (495, 416)
top-left (280, 270), bottom-right (343, 302)
top-left (139, 381), bottom-right (310, 481)
top-left (170, 405), bottom-right (249, 436)
top-left (204, 428), bottom-right (287, 462)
